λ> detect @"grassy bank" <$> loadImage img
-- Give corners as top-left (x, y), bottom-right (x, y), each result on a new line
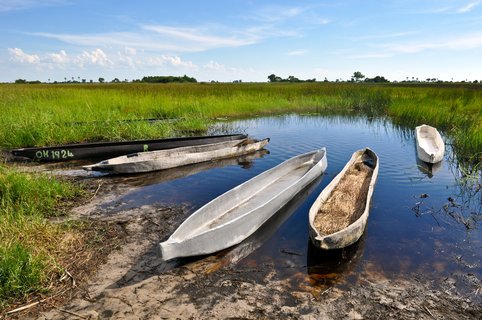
top-left (0, 82), bottom-right (480, 161)
top-left (0, 166), bottom-right (83, 309)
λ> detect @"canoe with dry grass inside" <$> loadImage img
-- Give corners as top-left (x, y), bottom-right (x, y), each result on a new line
top-left (83, 137), bottom-right (269, 173)
top-left (309, 148), bottom-right (379, 250)
top-left (415, 124), bottom-right (445, 164)
top-left (159, 148), bottom-right (327, 261)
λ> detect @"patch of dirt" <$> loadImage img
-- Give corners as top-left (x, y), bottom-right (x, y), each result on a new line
top-left (2, 168), bottom-right (481, 319)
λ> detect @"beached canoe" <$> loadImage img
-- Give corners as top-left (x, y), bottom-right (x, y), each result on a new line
top-left (83, 138), bottom-right (270, 173)
top-left (415, 124), bottom-right (445, 164)
top-left (10, 134), bottom-right (247, 162)
top-left (309, 148), bottom-right (378, 250)
top-left (159, 148), bottom-right (328, 261)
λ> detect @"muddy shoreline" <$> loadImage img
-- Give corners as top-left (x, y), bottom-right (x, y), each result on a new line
top-left (1, 172), bottom-right (470, 319)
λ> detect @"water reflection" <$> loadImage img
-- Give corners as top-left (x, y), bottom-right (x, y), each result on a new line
top-left (416, 158), bottom-right (442, 178)
top-left (307, 233), bottom-right (365, 287)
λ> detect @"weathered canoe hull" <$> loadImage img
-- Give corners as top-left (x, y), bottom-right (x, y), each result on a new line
top-left (213, 177), bottom-right (323, 270)
top-left (10, 134), bottom-right (247, 162)
top-left (309, 148), bottom-right (379, 250)
top-left (83, 138), bottom-right (269, 173)
top-left (415, 124), bottom-right (445, 164)
top-left (160, 148), bottom-right (328, 261)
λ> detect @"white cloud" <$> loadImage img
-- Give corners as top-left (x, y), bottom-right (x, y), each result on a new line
top-left (0, 0), bottom-right (67, 12)
top-left (124, 47), bottom-right (137, 55)
top-left (145, 55), bottom-right (197, 69)
top-left (383, 32), bottom-right (482, 53)
top-left (352, 32), bottom-right (482, 59)
top-left (8, 48), bottom-right (40, 63)
top-left (287, 50), bottom-right (307, 56)
top-left (142, 25), bottom-right (258, 49)
top-left (457, 1), bottom-right (481, 13)
top-left (47, 50), bottom-right (69, 63)
top-left (355, 31), bottom-right (420, 41)
top-left (32, 24), bottom-right (262, 53)
top-left (250, 5), bottom-right (306, 22)
top-left (75, 49), bottom-right (112, 67)
top-left (203, 61), bottom-right (250, 75)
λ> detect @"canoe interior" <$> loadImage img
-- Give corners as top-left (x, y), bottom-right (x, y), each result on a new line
top-left (102, 138), bottom-right (249, 165)
top-left (170, 150), bottom-right (324, 241)
top-left (204, 162), bottom-right (314, 231)
top-left (313, 149), bottom-right (376, 236)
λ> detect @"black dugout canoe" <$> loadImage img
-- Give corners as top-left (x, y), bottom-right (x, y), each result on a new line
top-left (10, 134), bottom-right (248, 162)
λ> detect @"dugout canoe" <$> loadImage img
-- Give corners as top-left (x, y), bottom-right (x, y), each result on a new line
top-left (83, 138), bottom-right (270, 173)
top-left (210, 176), bottom-right (323, 271)
top-left (10, 133), bottom-right (247, 162)
top-left (309, 148), bottom-right (378, 250)
top-left (159, 148), bottom-right (328, 261)
top-left (415, 124), bottom-right (445, 164)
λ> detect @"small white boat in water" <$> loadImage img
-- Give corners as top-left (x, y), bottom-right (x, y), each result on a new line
top-left (415, 124), bottom-right (445, 164)
top-left (160, 148), bottom-right (328, 261)
top-left (83, 138), bottom-right (269, 173)
top-left (309, 148), bottom-right (378, 250)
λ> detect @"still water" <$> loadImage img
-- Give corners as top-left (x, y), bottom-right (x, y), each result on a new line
top-left (99, 115), bottom-right (481, 290)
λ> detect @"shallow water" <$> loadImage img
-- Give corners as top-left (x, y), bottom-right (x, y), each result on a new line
top-left (98, 115), bottom-right (481, 291)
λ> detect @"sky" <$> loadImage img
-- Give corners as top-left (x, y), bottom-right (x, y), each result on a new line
top-left (1, 0), bottom-right (482, 83)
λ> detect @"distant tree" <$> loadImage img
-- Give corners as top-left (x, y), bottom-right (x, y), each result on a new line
top-left (82, 79), bottom-right (86, 83)
top-left (287, 75), bottom-right (300, 82)
top-left (140, 75), bottom-right (197, 83)
top-left (364, 76), bottom-right (389, 83)
top-left (98, 77), bottom-right (105, 83)
top-left (352, 71), bottom-right (365, 82)
top-left (268, 74), bottom-right (278, 82)
top-left (324, 77), bottom-right (328, 82)
top-left (15, 79), bottom-right (40, 84)
top-left (111, 78), bottom-right (120, 83)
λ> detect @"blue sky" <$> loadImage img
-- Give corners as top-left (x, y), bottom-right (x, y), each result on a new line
top-left (1, 0), bottom-right (482, 82)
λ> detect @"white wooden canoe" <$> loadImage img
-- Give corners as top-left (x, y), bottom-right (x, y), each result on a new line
top-left (309, 148), bottom-right (378, 250)
top-left (159, 148), bottom-right (328, 261)
top-left (415, 124), bottom-right (445, 163)
top-left (211, 177), bottom-right (322, 271)
top-left (83, 138), bottom-right (269, 173)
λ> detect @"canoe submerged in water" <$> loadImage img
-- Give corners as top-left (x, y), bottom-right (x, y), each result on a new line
top-left (309, 148), bottom-right (378, 250)
top-left (83, 137), bottom-right (269, 173)
top-left (415, 124), bottom-right (445, 164)
top-left (10, 133), bottom-right (247, 162)
top-left (159, 148), bottom-right (328, 261)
